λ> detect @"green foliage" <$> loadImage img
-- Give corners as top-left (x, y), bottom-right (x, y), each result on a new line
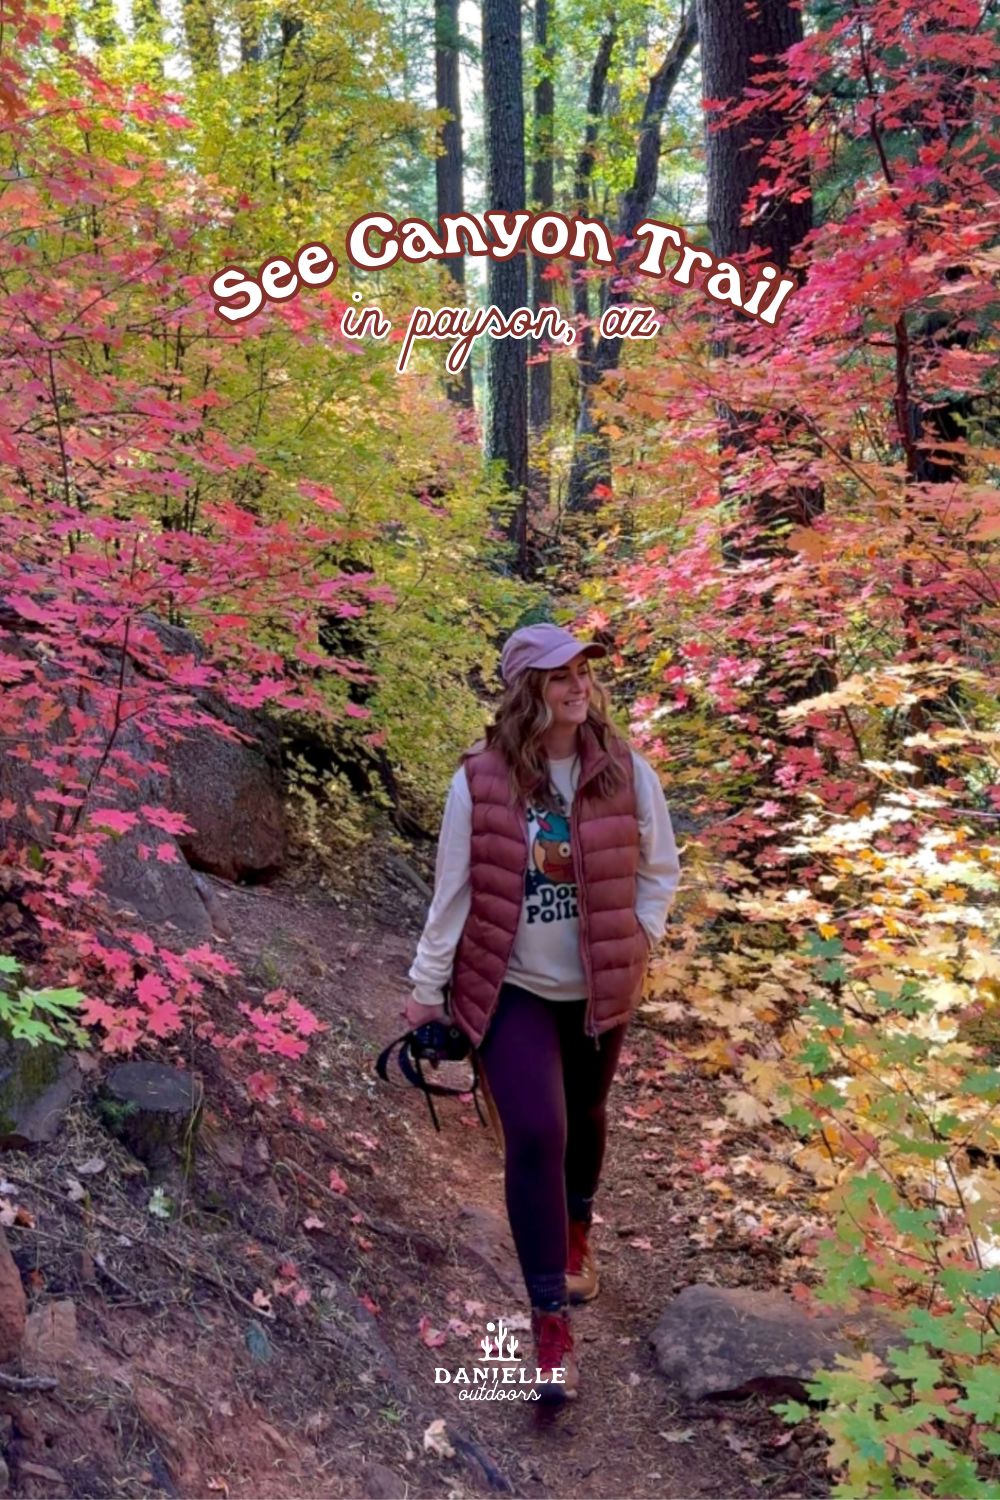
top-left (766, 918), bottom-right (1000, 1495)
top-left (0, 956), bottom-right (86, 1049)
top-left (96, 1096), bottom-right (140, 1131)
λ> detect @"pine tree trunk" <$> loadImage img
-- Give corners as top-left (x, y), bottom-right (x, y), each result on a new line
top-left (566, 8), bottom-right (696, 512)
top-left (697, 0), bottom-right (810, 267)
top-left (698, 0), bottom-right (828, 745)
top-left (483, 0), bottom-right (529, 573)
top-left (133, 0), bottom-right (165, 67)
top-left (436, 0), bottom-right (474, 408)
top-left (528, 0), bottom-right (556, 498)
top-left (180, 0), bottom-right (221, 76)
top-left (697, 0), bottom-right (819, 556)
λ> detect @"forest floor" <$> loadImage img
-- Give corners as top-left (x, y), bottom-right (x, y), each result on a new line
top-left (0, 852), bottom-right (832, 1500)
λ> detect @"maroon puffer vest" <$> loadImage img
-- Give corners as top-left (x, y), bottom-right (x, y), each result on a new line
top-left (449, 723), bottom-right (646, 1046)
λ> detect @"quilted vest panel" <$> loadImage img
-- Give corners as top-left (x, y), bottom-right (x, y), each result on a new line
top-left (449, 725), bottom-right (645, 1046)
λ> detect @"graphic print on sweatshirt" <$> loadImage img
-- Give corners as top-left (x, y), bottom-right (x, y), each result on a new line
top-left (524, 804), bottom-right (579, 927)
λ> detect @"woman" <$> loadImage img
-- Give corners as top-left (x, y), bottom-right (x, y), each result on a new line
top-left (405, 623), bottom-right (680, 1400)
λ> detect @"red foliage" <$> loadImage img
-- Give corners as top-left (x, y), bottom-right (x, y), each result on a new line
top-left (598, 0), bottom-right (1000, 889)
top-left (0, 1), bottom-right (374, 1055)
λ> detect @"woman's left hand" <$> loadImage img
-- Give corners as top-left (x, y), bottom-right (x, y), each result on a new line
top-left (402, 994), bottom-right (448, 1028)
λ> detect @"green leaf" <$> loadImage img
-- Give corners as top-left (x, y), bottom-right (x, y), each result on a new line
top-left (970, 1267), bottom-right (1000, 1299)
top-left (955, 1364), bottom-right (1000, 1423)
top-left (799, 1040), bottom-right (834, 1072)
top-left (802, 934), bottom-right (843, 959)
top-left (959, 1069), bottom-right (1000, 1098)
top-left (928, 1451), bottom-right (987, 1498)
top-left (781, 1104), bottom-right (820, 1136)
top-left (904, 1309), bottom-right (992, 1355)
top-left (887, 1343), bottom-right (945, 1393)
top-left (773, 1399), bottom-right (812, 1424)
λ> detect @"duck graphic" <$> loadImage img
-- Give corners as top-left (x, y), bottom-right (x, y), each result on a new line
top-left (530, 809), bottom-right (574, 885)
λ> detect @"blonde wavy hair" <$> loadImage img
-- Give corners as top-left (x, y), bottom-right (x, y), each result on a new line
top-left (467, 659), bottom-right (629, 810)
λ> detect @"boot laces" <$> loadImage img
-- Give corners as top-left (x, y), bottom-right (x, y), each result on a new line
top-left (534, 1311), bottom-right (574, 1371)
top-left (567, 1221), bottom-right (590, 1276)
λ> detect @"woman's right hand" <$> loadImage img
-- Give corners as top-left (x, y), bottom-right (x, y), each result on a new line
top-left (402, 994), bottom-right (448, 1029)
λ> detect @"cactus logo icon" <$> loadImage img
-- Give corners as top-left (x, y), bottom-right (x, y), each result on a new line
top-left (433, 1313), bottom-right (566, 1401)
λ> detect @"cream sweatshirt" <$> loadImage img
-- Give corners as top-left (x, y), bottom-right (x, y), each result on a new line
top-left (409, 750), bottom-right (680, 1008)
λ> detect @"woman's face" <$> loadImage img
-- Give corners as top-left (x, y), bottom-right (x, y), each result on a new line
top-left (542, 653), bottom-right (593, 729)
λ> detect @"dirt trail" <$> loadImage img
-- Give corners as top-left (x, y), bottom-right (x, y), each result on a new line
top-left (213, 872), bottom-right (819, 1500)
top-left (1, 866), bottom-right (823, 1500)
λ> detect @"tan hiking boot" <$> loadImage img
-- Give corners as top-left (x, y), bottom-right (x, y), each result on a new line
top-left (531, 1307), bottom-right (580, 1402)
top-left (567, 1219), bottom-right (599, 1304)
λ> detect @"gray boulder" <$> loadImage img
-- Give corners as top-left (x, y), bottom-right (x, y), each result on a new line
top-left (0, 1035), bottom-right (82, 1148)
top-left (0, 613), bottom-right (285, 934)
top-left (651, 1284), bottom-right (903, 1401)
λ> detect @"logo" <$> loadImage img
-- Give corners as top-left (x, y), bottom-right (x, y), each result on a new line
top-left (434, 1316), bottom-right (566, 1401)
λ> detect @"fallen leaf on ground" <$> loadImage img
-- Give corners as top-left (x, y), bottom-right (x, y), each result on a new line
top-left (328, 1169), bottom-right (348, 1194)
top-left (252, 1288), bottom-right (273, 1314)
top-left (725, 1091), bottom-right (773, 1128)
top-left (446, 1318), bottom-right (472, 1337)
top-left (660, 1429), bottom-right (695, 1444)
top-left (423, 1419), bottom-right (455, 1459)
top-left (359, 1295), bottom-right (381, 1316)
top-left (758, 1162), bottom-right (795, 1194)
top-left (629, 1237), bottom-right (654, 1250)
top-left (623, 1099), bottom-right (664, 1120)
top-left (75, 1156), bottom-right (106, 1176)
top-left (303, 1215), bottom-right (325, 1230)
top-left (464, 1299), bottom-right (485, 1317)
top-left (418, 1316), bottom-right (447, 1348)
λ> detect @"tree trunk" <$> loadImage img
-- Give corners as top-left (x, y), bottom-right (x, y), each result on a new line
top-left (483, 0), bottom-right (529, 573)
top-left (569, 20), bottom-right (617, 460)
top-left (697, 0), bottom-right (818, 557)
top-left (566, 7), bottom-right (697, 511)
top-left (563, 23), bottom-right (617, 526)
top-left (698, 0), bottom-right (810, 266)
top-left (698, 0), bottom-right (827, 773)
top-left (180, 0), bottom-right (221, 77)
top-left (528, 0), bottom-right (556, 496)
top-left (82, 0), bottom-right (124, 50)
top-left (276, 15), bottom-right (307, 152)
top-left (101, 1063), bottom-right (203, 1188)
top-left (436, 0), bottom-right (474, 408)
top-left (133, 0), bottom-right (165, 68)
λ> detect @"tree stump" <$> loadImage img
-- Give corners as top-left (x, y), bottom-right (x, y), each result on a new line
top-left (100, 1063), bottom-right (202, 1185)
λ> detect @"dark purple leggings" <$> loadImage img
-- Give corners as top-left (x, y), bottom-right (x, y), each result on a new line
top-left (477, 981), bottom-right (627, 1309)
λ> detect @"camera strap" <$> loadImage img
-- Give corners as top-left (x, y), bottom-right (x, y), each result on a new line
top-left (374, 1031), bottom-right (488, 1133)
